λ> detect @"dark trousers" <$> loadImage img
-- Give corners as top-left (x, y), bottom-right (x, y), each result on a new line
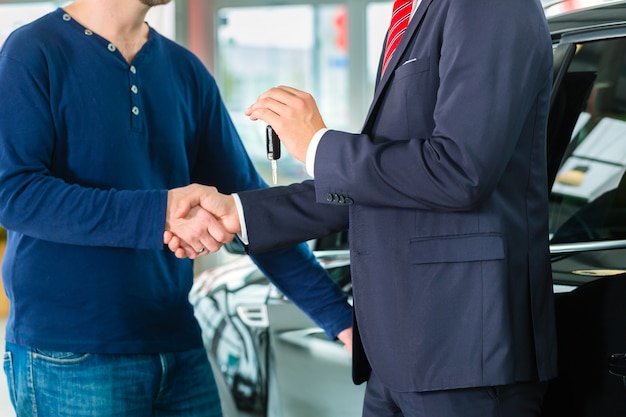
top-left (363, 371), bottom-right (547, 417)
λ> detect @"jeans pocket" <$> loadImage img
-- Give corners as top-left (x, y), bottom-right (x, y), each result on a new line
top-left (32, 349), bottom-right (90, 364)
top-left (3, 350), bottom-right (17, 408)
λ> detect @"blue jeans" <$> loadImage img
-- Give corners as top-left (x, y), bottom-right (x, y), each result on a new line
top-left (3, 343), bottom-right (222, 417)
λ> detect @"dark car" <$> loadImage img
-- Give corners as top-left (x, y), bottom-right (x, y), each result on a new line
top-left (191, 3), bottom-right (626, 416)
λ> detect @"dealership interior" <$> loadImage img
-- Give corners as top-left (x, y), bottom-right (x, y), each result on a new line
top-left (0, 0), bottom-right (621, 416)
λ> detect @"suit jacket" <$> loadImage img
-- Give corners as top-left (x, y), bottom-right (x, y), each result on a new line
top-left (238, 0), bottom-right (558, 392)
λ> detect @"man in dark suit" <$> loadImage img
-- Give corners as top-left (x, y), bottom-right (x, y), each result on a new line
top-left (167, 0), bottom-right (557, 415)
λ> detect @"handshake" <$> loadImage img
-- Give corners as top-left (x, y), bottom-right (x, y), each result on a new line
top-left (163, 84), bottom-right (326, 259)
top-left (163, 184), bottom-right (241, 259)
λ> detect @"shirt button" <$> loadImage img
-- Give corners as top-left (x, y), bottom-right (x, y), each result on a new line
top-left (107, 43), bottom-right (116, 52)
top-left (132, 106), bottom-right (140, 116)
top-left (84, 29), bottom-right (93, 36)
top-left (62, 13), bottom-right (71, 21)
top-left (130, 66), bottom-right (137, 74)
top-left (131, 85), bottom-right (138, 94)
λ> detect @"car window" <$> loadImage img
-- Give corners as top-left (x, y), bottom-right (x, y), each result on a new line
top-left (549, 37), bottom-right (626, 244)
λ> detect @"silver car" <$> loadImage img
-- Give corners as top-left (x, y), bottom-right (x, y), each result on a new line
top-left (191, 244), bottom-right (363, 417)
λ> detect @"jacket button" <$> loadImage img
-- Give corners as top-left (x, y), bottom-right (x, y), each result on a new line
top-left (326, 193), bottom-right (333, 202)
top-left (344, 197), bottom-right (354, 205)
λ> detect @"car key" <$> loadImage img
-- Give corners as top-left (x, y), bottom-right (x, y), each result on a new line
top-left (266, 125), bottom-right (281, 184)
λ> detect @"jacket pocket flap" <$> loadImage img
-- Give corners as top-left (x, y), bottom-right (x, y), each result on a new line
top-left (410, 234), bottom-right (505, 264)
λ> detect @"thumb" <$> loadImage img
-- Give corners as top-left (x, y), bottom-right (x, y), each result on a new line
top-left (174, 201), bottom-right (192, 219)
top-left (200, 194), bottom-right (241, 234)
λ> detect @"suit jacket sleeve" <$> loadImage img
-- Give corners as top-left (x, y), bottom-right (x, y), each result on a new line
top-left (238, 180), bottom-right (349, 254)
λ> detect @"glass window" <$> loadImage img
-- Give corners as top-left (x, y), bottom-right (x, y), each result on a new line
top-left (366, 2), bottom-right (393, 85)
top-left (0, 2), bottom-right (60, 46)
top-left (215, 4), bottom-right (352, 185)
top-left (214, 1), bottom-right (395, 185)
top-left (549, 37), bottom-right (626, 244)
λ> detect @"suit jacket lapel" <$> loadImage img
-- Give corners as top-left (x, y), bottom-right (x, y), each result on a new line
top-left (362, 0), bottom-right (434, 133)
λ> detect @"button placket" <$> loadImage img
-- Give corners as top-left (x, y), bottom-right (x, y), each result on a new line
top-left (129, 65), bottom-right (142, 132)
top-left (60, 11), bottom-right (144, 132)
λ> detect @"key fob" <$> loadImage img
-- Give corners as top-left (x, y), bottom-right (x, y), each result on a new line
top-left (266, 126), bottom-right (281, 160)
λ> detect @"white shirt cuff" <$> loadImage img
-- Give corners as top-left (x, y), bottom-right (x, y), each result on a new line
top-left (232, 193), bottom-right (249, 245)
top-left (306, 128), bottom-right (329, 178)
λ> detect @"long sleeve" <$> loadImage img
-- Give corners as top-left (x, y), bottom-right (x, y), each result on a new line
top-left (250, 245), bottom-right (352, 340)
top-left (0, 32), bottom-right (166, 250)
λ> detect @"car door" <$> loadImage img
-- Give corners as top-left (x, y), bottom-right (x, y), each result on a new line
top-left (542, 24), bottom-right (626, 417)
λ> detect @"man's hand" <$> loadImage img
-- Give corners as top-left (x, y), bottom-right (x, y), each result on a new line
top-left (337, 326), bottom-right (353, 356)
top-left (165, 204), bottom-right (231, 259)
top-left (164, 184), bottom-right (241, 259)
top-left (245, 86), bottom-right (326, 162)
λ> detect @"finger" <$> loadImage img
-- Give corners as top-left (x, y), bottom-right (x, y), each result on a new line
top-left (248, 98), bottom-right (284, 118)
top-left (174, 200), bottom-right (193, 219)
top-left (170, 236), bottom-right (200, 260)
top-left (194, 247), bottom-right (209, 257)
top-left (198, 239), bottom-right (220, 254)
top-left (189, 214), bottom-right (224, 253)
top-left (181, 242), bottom-right (198, 259)
top-left (198, 233), bottom-right (226, 254)
top-left (198, 194), bottom-right (241, 235)
top-left (267, 85), bottom-right (301, 100)
top-left (275, 85), bottom-right (306, 98)
top-left (207, 217), bottom-right (235, 244)
top-left (184, 245), bottom-right (200, 259)
top-left (247, 108), bottom-right (283, 129)
top-left (247, 88), bottom-right (291, 116)
top-left (167, 235), bottom-right (182, 253)
top-left (173, 246), bottom-right (196, 260)
top-left (246, 86), bottom-right (310, 118)
top-left (167, 207), bottom-right (213, 256)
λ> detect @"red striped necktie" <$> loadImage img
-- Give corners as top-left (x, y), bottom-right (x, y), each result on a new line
top-left (381, 0), bottom-right (413, 76)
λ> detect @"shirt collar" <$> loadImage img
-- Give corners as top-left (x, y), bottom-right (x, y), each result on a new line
top-left (411, 0), bottom-right (421, 18)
